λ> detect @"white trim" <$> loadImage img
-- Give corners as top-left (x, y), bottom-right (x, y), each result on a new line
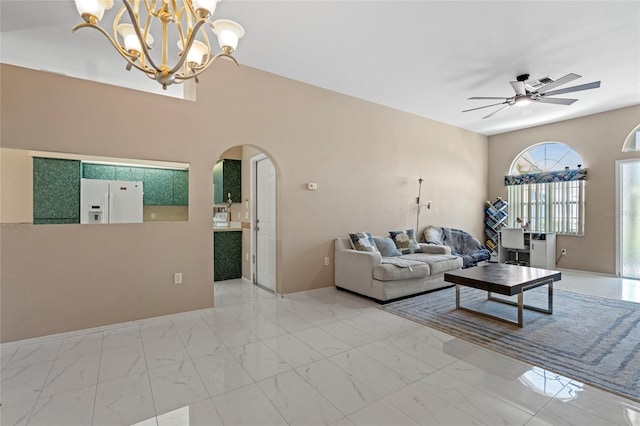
top-left (250, 153), bottom-right (267, 290)
top-left (616, 158), bottom-right (640, 278)
top-left (28, 150), bottom-right (189, 170)
top-left (616, 160), bottom-right (622, 277)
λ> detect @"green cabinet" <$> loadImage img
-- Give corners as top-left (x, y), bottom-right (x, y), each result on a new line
top-left (33, 158), bottom-right (81, 224)
top-left (82, 163), bottom-right (116, 180)
top-left (213, 159), bottom-right (241, 204)
top-left (81, 164), bottom-right (188, 206)
top-left (142, 168), bottom-right (174, 206)
top-left (172, 170), bottom-right (189, 206)
top-left (214, 231), bottom-right (242, 281)
top-left (115, 166), bottom-right (145, 182)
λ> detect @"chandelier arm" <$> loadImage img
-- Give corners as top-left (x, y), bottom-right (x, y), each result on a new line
top-left (212, 52), bottom-right (240, 67)
top-left (72, 23), bottom-right (156, 76)
top-left (166, 18), bottom-right (209, 76)
top-left (121, 0), bottom-right (162, 72)
top-left (174, 52), bottom-right (239, 81)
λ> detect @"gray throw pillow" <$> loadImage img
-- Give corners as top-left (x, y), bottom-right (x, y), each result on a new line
top-left (373, 237), bottom-right (402, 257)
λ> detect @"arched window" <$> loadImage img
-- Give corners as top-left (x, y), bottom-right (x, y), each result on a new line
top-left (622, 124), bottom-right (640, 152)
top-left (506, 142), bottom-right (586, 235)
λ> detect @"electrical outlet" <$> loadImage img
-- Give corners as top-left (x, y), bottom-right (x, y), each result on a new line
top-left (324, 257), bottom-right (330, 266)
top-left (174, 272), bottom-right (182, 284)
top-left (151, 213), bottom-right (156, 219)
top-left (561, 249), bottom-right (567, 256)
top-left (246, 253), bottom-right (249, 261)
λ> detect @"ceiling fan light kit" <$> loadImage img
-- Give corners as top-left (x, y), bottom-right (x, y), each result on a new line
top-left (72, 0), bottom-right (245, 89)
top-left (463, 72), bottom-right (601, 119)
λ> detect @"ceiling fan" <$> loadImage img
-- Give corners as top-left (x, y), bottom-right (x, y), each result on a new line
top-left (463, 73), bottom-right (601, 119)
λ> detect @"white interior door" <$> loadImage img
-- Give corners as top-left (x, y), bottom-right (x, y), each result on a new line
top-left (618, 159), bottom-right (640, 279)
top-left (256, 157), bottom-right (276, 291)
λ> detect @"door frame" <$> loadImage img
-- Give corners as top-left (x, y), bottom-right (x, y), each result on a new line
top-left (615, 158), bottom-right (640, 278)
top-left (250, 153), bottom-right (278, 294)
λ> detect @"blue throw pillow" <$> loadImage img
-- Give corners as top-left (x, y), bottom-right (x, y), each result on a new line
top-left (389, 229), bottom-right (422, 254)
top-left (373, 237), bottom-right (402, 257)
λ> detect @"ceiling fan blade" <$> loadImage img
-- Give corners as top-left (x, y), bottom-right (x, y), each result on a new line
top-left (536, 97), bottom-right (578, 105)
top-left (510, 81), bottom-right (526, 96)
top-left (542, 81), bottom-right (601, 97)
top-left (468, 97), bottom-right (510, 100)
top-left (462, 102), bottom-right (509, 113)
top-left (482, 104), bottom-right (511, 119)
top-left (536, 73), bottom-right (581, 94)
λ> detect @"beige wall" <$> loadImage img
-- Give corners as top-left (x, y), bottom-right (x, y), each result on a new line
top-left (488, 105), bottom-right (640, 274)
top-left (1, 63), bottom-right (487, 342)
top-left (0, 148), bottom-right (33, 223)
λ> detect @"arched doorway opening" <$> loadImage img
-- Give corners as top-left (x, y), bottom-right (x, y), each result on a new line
top-left (213, 145), bottom-right (281, 295)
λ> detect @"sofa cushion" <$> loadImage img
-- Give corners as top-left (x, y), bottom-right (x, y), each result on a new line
top-left (373, 261), bottom-right (430, 281)
top-left (348, 232), bottom-right (380, 253)
top-left (389, 229), bottom-right (421, 254)
top-left (373, 237), bottom-right (402, 257)
top-left (400, 253), bottom-right (462, 275)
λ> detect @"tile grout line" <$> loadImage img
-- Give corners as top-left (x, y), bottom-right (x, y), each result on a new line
top-left (137, 324), bottom-right (160, 426)
top-left (90, 332), bottom-right (105, 426)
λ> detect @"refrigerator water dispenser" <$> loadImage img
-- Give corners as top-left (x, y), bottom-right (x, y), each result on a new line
top-left (87, 205), bottom-right (104, 224)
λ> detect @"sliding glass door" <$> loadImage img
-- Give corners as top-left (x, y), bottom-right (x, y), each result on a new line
top-left (618, 159), bottom-right (640, 279)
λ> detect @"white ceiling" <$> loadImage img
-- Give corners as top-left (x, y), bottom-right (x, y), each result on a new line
top-left (1, 0), bottom-right (639, 135)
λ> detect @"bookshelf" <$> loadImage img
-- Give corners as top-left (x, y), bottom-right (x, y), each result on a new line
top-left (485, 198), bottom-right (508, 254)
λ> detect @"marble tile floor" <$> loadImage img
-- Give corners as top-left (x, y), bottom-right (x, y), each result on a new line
top-left (1, 270), bottom-right (639, 426)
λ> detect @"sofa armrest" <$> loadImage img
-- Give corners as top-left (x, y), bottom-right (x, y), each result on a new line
top-left (419, 244), bottom-right (452, 255)
top-left (334, 246), bottom-right (382, 297)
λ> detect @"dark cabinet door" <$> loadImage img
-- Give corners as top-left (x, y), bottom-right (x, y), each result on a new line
top-left (214, 231), bottom-right (242, 281)
top-left (173, 170), bottom-right (189, 206)
top-left (143, 168), bottom-right (174, 205)
top-left (213, 159), bottom-right (241, 204)
top-left (115, 166), bottom-right (145, 182)
top-left (82, 163), bottom-right (116, 180)
top-left (33, 158), bottom-right (81, 224)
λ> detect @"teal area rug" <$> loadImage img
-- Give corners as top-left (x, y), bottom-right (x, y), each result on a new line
top-left (380, 286), bottom-right (640, 402)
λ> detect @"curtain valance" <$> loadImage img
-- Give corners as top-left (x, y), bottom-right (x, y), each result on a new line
top-left (504, 168), bottom-right (587, 186)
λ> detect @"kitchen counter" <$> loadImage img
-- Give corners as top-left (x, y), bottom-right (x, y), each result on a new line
top-left (214, 221), bottom-right (241, 232)
top-left (214, 226), bottom-right (242, 232)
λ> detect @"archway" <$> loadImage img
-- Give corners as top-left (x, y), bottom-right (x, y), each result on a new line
top-left (212, 144), bottom-right (283, 297)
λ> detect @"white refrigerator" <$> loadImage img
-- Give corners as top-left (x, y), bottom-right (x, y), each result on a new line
top-left (81, 179), bottom-right (144, 224)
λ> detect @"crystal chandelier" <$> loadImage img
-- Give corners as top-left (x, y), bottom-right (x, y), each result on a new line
top-left (72, 0), bottom-right (245, 89)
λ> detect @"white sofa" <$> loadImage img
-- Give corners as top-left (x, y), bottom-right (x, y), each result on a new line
top-left (334, 237), bottom-right (463, 302)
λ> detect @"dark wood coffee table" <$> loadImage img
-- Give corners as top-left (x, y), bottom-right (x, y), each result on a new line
top-left (444, 263), bottom-right (561, 327)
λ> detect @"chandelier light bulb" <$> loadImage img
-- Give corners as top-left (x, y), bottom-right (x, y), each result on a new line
top-left (178, 40), bottom-right (208, 66)
top-left (192, 0), bottom-right (219, 18)
top-left (212, 19), bottom-right (245, 53)
top-left (74, 0), bottom-right (114, 23)
top-left (117, 24), bottom-right (154, 55)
